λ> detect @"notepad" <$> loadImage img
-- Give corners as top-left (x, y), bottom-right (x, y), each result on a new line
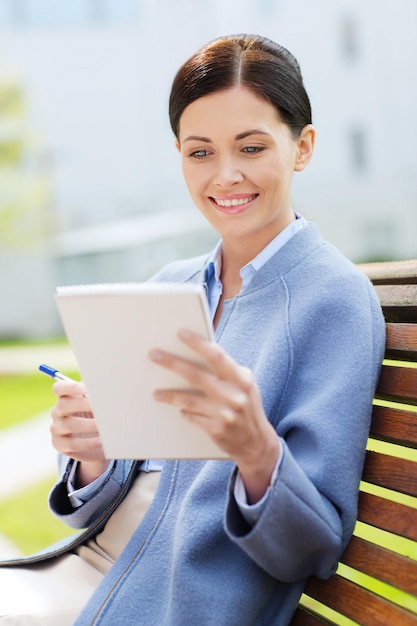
top-left (55, 282), bottom-right (229, 460)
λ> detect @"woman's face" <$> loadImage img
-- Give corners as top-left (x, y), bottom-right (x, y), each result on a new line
top-left (177, 86), bottom-right (314, 253)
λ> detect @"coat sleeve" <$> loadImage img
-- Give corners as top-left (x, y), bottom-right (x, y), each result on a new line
top-left (225, 273), bottom-right (386, 582)
top-left (49, 456), bottom-right (136, 529)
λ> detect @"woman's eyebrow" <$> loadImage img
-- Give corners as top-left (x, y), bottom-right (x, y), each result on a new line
top-left (182, 129), bottom-right (270, 143)
top-left (235, 129), bottom-right (270, 140)
top-left (183, 135), bottom-right (211, 143)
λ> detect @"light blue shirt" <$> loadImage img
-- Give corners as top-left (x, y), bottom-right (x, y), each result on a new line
top-left (68, 214), bottom-right (307, 520)
top-left (205, 213), bottom-right (307, 313)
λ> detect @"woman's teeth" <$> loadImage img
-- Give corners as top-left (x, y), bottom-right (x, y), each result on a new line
top-left (214, 195), bottom-right (255, 207)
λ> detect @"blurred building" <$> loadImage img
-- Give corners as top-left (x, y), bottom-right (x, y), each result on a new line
top-left (0, 0), bottom-right (416, 337)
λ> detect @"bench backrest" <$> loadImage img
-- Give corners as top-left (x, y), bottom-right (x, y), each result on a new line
top-left (290, 260), bottom-right (417, 626)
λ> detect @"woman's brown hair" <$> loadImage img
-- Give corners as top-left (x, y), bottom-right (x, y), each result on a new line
top-left (169, 34), bottom-right (312, 140)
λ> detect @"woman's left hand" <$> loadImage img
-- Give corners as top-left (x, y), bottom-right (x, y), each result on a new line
top-left (149, 329), bottom-right (281, 503)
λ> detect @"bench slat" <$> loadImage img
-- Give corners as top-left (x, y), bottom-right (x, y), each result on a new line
top-left (340, 536), bottom-right (417, 595)
top-left (362, 451), bottom-right (417, 497)
top-left (385, 323), bottom-right (417, 361)
top-left (290, 607), bottom-right (334, 625)
top-left (359, 260), bottom-right (417, 284)
top-left (370, 404), bottom-right (417, 448)
top-left (372, 284), bottom-right (417, 322)
top-left (374, 284), bottom-right (417, 307)
top-left (304, 575), bottom-right (417, 626)
top-left (358, 491), bottom-right (417, 541)
top-left (376, 364), bottom-right (417, 405)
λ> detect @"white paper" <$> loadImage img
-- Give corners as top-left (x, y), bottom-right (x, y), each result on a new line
top-left (55, 282), bottom-right (229, 460)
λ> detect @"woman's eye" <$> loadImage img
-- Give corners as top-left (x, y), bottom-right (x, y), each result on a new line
top-left (190, 149), bottom-right (209, 158)
top-left (243, 146), bottom-right (263, 154)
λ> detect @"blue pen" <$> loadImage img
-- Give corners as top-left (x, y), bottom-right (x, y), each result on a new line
top-left (39, 363), bottom-right (75, 382)
top-left (39, 364), bottom-right (90, 416)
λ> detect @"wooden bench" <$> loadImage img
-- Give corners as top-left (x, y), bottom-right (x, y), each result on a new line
top-left (290, 260), bottom-right (417, 626)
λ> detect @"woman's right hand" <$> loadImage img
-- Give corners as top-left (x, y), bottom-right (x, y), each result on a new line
top-left (51, 379), bottom-right (110, 487)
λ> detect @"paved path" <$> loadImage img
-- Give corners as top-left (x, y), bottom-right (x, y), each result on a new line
top-left (0, 411), bottom-right (57, 499)
top-left (0, 344), bottom-right (78, 557)
top-left (0, 343), bottom-right (78, 375)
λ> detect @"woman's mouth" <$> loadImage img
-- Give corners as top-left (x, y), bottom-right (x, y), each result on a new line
top-left (210, 194), bottom-right (258, 214)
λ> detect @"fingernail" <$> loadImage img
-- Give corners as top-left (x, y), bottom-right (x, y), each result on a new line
top-left (73, 383), bottom-right (85, 395)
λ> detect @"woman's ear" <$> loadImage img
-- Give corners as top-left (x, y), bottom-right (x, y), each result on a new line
top-left (294, 124), bottom-right (315, 172)
top-left (175, 139), bottom-right (181, 153)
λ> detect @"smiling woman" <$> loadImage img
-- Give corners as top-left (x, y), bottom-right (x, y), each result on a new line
top-left (0, 34), bottom-right (386, 626)
top-left (176, 87), bottom-right (315, 264)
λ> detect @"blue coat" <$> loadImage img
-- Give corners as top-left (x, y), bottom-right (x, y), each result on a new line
top-left (3, 223), bottom-right (386, 625)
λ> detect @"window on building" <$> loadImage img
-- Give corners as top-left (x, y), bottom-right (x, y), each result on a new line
top-left (341, 16), bottom-right (359, 61)
top-left (349, 128), bottom-right (367, 173)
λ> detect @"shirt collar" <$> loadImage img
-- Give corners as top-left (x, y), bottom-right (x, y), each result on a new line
top-left (204, 239), bottom-right (223, 286)
top-left (204, 213), bottom-right (307, 288)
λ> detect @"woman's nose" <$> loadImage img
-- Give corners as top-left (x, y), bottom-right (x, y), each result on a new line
top-left (212, 157), bottom-right (244, 187)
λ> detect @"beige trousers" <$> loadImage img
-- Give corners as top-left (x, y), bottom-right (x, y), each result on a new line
top-left (0, 471), bottom-right (160, 625)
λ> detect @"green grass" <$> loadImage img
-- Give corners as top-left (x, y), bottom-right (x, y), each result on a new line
top-left (0, 347), bottom-right (79, 552)
top-left (0, 370), bottom-right (79, 429)
top-left (0, 476), bottom-right (75, 554)
top-left (0, 336), bottom-right (67, 348)
top-left (0, 373), bottom-right (57, 429)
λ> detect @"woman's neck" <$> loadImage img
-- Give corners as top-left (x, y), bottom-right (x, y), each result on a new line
top-left (218, 242), bottom-right (248, 297)
top-left (213, 237), bottom-right (268, 328)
